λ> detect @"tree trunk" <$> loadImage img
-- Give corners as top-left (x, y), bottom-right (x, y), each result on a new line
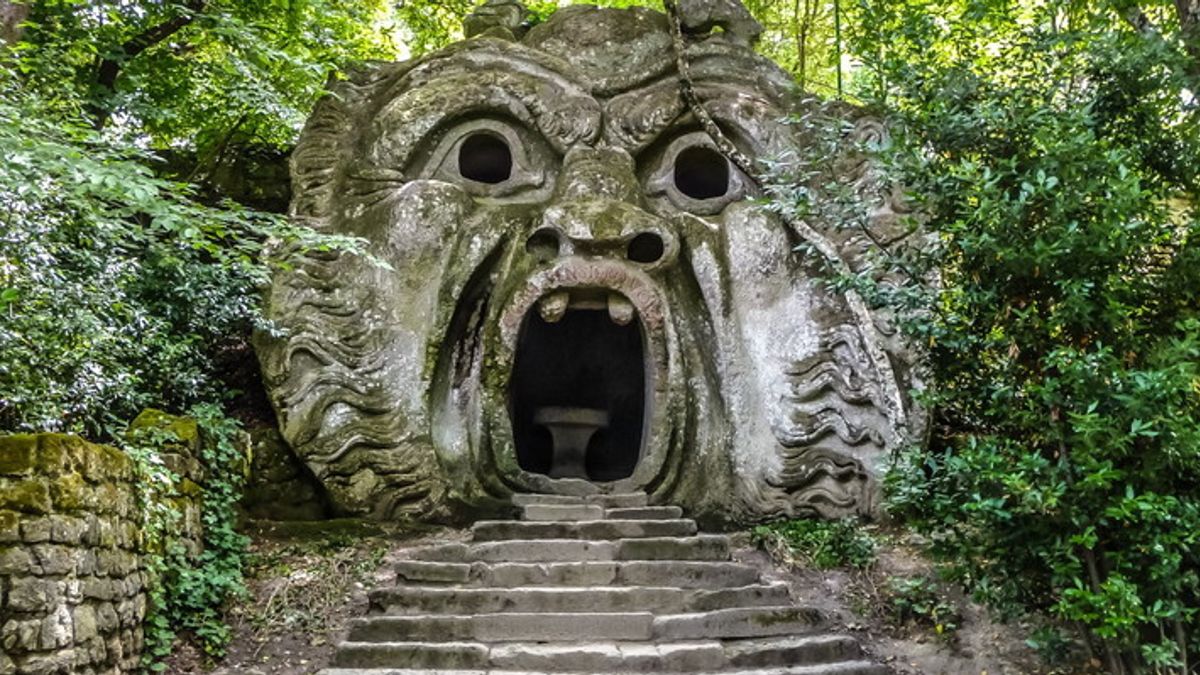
top-left (0, 1), bottom-right (28, 46)
top-left (1177, 0), bottom-right (1200, 81)
top-left (89, 0), bottom-right (207, 129)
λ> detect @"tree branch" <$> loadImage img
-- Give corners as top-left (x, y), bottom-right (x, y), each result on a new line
top-left (90, 0), bottom-right (208, 129)
top-left (0, 1), bottom-right (28, 46)
top-left (1110, 0), bottom-right (1200, 91)
top-left (1175, 0), bottom-right (1200, 79)
top-left (1118, 3), bottom-right (1157, 35)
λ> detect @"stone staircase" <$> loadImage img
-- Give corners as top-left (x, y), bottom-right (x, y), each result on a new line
top-left (319, 493), bottom-right (888, 675)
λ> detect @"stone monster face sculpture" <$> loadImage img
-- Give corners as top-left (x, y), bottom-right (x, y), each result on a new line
top-left (255, 0), bottom-right (923, 522)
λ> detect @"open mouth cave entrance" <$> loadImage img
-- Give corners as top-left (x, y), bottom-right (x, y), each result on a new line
top-left (509, 290), bottom-right (646, 482)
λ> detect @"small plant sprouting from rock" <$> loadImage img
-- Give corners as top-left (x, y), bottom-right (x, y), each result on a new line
top-left (751, 517), bottom-right (878, 570)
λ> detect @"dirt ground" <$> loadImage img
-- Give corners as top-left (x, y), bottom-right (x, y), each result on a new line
top-left (164, 520), bottom-right (467, 675)
top-left (165, 521), bottom-right (1090, 675)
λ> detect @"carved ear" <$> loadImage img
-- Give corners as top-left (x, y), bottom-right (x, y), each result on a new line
top-left (677, 0), bottom-right (763, 47)
top-left (290, 64), bottom-right (403, 225)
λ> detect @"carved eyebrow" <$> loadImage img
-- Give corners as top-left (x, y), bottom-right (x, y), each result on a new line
top-left (367, 44), bottom-right (602, 169)
top-left (604, 78), bottom-right (785, 160)
top-left (603, 38), bottom-right (798, 156)
top-left (602, 79), bottom-right (688, 153)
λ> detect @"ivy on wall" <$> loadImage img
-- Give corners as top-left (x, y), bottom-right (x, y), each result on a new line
top-left (123, 406), bottom-right (250, 666)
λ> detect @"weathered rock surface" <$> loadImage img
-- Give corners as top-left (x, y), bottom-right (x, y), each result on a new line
top-left (254, 0), bottom-right (926, 524)
top-left (241, 426), bottom-right (330, 521)
top-left (317, 493), bottom-right (887, 674)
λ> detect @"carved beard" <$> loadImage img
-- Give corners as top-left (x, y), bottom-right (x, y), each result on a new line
top-left (254, 5), bottom-right (922, 523)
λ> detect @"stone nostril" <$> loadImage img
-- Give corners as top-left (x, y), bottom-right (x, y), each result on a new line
top-left (627, 232), bottom-right (665, 264)
top-left (526, 228), bottom-right (561, 262)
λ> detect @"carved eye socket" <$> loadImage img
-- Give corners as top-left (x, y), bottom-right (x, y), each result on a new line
top-left (415, 118), bottom-right (553, 199)
top-left (640, 131), bottom-right (749, 216)
top-left (458, 132), bottom-right (513, 184)
top-left (674, 146), bottom-right (730, 200)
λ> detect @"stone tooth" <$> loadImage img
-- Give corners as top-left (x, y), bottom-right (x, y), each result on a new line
top-left (538, 290), bottom-right (569, 323)
top-left (607, 293), bottom-right (635, 326)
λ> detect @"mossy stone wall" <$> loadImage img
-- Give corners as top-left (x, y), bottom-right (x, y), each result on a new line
top-left (0, 431), bottom-right (202, 675)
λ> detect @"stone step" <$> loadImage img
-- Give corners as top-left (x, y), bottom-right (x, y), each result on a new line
top-left (723, 634), bottom-right (864, 668)
top-left (332, 642), bottom-right (488, 670)
top-left (489, 640), bottom-right (726, 672)
top-left (407, 535), bottom-right (731, 564)
top-left (333, 640), bottom-right (727, 672)
top-left (471, 519), bottom-right (698, 541)
top-left (328, 495), bottom-right (884, 675)
top-left (519, 504), bottom-right (685, 522)
top-left (395, 560), bottom-right (472, 584)
top-left (653, 606), bottom-right (825, 640)
top-left (369, 583), bottom-right (791, 616)
top-left (408, 543), bottom-right (470, 562)
top-left (329, 643), bottom-right (885, 673)
top-left (614, 561), bottom-right (761, 588)
top-left (512, 492), bottom-right (649, 508)
top-left (521, 503), bottom-right (606, 521)
top-left (470, 539), bottom-right (618, 562)
top-left (320, 663), bottom-right (888, 675)
top-left (348, 612), bottom-right (655, 642)
top-left (605, 505), bottom-right (684, 520)
top-left (728, 662), bottom-right (891, 675)
top-left (442, 560), bottom-right (761, 588)
top-left (615, 535), bottom-right (731, 561)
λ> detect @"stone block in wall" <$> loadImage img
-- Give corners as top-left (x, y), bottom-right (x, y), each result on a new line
top-left (0, 435), bottom-right (36, 476)
top-left (2, 617), bottom-right (40, 650)
top-left (0, 546), bottom-right (34, 575)
top-left (49, 516), bottom-right (87, 546)
top-left (37, 605), bottom-right (72, 649)
top-left (0, 510), bottom-right (19, 542)
top-left (7, 577), bottom-right (55, 612)
top-left (127, 409), bottom-right (204, 483)
top-left (0, 481), bottom-right (51, 515)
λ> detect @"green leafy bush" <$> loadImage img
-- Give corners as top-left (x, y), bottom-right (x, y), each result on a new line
top-left (0, 67), bottom-right (363, 438)
top-left (752, 518), bottom-right (877, 570)
top-left (825, 1), bottom-right (1200, 671)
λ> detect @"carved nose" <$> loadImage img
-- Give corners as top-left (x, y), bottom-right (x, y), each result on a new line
top-left (554, 146), bottom-right (641, 204)
top-left (537, 201), bottom-right (676, 267)
top-left (535, 146), bottom-right (676, 266)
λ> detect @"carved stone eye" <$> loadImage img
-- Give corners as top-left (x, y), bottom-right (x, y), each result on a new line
top-left (458, 132), bottom-right (513, 184)
top-left (639, 131), bottom-right (748, 216)
top-left (413, 119), bottom-right (552, 199)
top-left (673, 146), bottom-right (730, 200)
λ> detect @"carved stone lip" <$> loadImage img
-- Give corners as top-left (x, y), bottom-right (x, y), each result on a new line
top-left (498, 258), bottom-right (667, 351)
top-left (489, 257), bottom-right (674, 495)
